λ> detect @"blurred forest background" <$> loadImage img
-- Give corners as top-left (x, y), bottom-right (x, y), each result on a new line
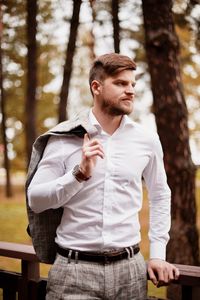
top-left (1, 0), bottom-right (200, 177)
top-left (0, 0), bottom-right (200, 299)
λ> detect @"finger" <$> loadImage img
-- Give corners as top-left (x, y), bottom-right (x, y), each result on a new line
top-left (161, 265), bottom-right (176, 286)
top-left (87, 138), bottom-right (102, 147)
top-left (166, 264), bottom-right (179, 282)
top-left (85, 150), bottom-right (105, 159)
top-left (148, 267), bottom-right (158, 286)
top-left (83, 133), bottom-right (90, 144)
top-left (83, 136), bottom-right (103, 149)
top-left (173, 266), bottom-right (180, 280)
top-left (156, 267), bottom-right (165, 286)
top-left (163, 267), bottom-right (170, 284)
top-left (168, 267), bottom-right (175, 281)
top-left (84, 145), bottom-right (105, 155)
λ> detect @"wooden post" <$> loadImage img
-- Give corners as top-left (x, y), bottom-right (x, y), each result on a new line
top-left (18, 260), bottom-right (40, 300)
top-left (192, 287), bottom-right (200, 300)
top-left (3, 289), bottom-right (16, 300)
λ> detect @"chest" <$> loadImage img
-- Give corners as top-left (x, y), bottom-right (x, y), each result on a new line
top-left (63, 134), bottom-right (151, 181)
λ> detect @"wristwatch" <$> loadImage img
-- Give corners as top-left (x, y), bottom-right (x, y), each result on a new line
top-left (72, 165), bottom-right (91, 182)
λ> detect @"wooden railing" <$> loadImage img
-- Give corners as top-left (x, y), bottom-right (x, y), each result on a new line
top-left (0, 241), bottom-right (200, 300)
top-left (0, 241), bottom-right (46, 300)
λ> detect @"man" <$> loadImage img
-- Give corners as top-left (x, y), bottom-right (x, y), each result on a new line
top-left (27, 53), bottom-right (179, 300)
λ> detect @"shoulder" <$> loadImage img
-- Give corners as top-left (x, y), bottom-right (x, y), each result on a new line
top-left (42, 134), bottom-right (82, 162)
top-left (48, 114), bottom-right (85, 134)
top-left (128, 120), bottom-right (163, 155)
top-left (34, 110), bottom-right (89, 143)
top-left (132, 121), bottom-right (160, 142)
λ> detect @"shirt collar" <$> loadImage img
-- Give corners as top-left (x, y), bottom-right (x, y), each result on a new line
top-left (89, 109), bottom-right (135, 134)
top-left (119, 114), bottom-right (135, 129)
top-left (89, 109), bottom-right (102, 130)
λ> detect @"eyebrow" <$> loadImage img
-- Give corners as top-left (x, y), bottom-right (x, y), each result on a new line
top-left (113, 78), bottom-right (136, 86)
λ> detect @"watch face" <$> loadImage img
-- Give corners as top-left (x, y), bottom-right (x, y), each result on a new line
top-left (73, 165), bottom-right (91, 182)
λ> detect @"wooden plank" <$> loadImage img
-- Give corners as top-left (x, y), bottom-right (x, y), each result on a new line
top-left (0, 241), bottom-right (39, 262)
top-left (175, 264), bottom-right (200, 278)
top-left (174, 264), bottom-right (200, 287)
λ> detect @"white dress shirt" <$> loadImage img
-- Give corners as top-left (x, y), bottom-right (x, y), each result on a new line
top-left (28, 110), bottom-right (171, 260)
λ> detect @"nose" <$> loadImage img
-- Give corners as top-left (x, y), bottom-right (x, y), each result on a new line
top-left (125, 84), bottom-right (135, 95)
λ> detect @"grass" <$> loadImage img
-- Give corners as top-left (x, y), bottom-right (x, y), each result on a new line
top-left (0, 176), bottom-right (200, 299)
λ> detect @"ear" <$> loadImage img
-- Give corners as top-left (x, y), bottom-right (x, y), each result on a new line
top-left (91, 80), bottom-right (101, 96)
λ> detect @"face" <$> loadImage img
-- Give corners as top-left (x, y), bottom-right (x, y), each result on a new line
top-left (92, 69), bottom-right (136, 116)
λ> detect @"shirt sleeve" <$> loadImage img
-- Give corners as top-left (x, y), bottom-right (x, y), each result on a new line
top-left (28, 136), bottom-right (84, 213)
top-left (142, 134), bottom-right (171, 260)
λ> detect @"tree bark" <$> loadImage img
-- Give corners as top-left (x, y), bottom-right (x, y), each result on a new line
top-left (111, 0), bottom-right (120, 53)
top-left (142, 0), bottom-right (200, 298)
top-left (25, 0), bottom-right (37, 167)
top-left (89, 0), bottom-right (96, 61)
top-left (0, 3), bottom-right (12, 197)
top-left (58, 0), bottom-right (82, 122)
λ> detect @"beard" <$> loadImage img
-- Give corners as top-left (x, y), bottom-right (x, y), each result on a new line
top-left (101, 98), bottom-right (133, 116)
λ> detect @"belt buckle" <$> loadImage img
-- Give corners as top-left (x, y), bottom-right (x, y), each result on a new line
top-left (103, 251), bottom-right (123, 264)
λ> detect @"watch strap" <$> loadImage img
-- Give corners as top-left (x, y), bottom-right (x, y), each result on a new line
top-left (72, 165), bottom-right (91, 182)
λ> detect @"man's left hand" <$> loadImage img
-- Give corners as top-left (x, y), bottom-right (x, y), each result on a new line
top-left (147, 259), bottom-right (180, 287)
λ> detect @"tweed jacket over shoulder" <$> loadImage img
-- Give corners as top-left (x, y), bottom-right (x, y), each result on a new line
top-left (25, 110), bottom-right (98, 264)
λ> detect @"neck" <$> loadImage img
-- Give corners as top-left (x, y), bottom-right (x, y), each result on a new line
top-left (92, 107), bottom-right (123, 135)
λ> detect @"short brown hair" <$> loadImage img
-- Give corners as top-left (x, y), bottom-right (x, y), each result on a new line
top-left (89, 53), bottom-right (136, 93)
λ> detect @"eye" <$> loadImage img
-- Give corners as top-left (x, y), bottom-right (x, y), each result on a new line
top-left (115, 81), bottom-right (125, 86)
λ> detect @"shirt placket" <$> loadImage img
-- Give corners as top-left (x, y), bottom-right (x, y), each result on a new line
top-left (102, 136), bottom-right (115, 247)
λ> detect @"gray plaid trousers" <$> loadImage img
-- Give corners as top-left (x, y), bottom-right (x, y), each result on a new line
top-left (46, 251), bottom-right (147, 300)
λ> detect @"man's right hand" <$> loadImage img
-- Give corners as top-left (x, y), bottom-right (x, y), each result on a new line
top-left (79, 133), bottom-right (105, 178)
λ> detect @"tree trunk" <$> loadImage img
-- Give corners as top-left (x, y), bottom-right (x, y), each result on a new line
top-left (0, 4), bottom-right (12, 197)
top-left (111, 0), bottom-right (120, 53)
top-left (25, 0), bottom-right (37, 167)
top-left (142, 0), bottom-right (200, 298)
top-left (58, 0), bottom-right (82, 123)
top-left (89, 0), bottom-right (96, 61)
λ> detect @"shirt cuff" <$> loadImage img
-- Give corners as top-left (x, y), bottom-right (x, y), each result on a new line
top-left (58, 169), bottom-right (84, 196)
top-left (150, 241), bottom-right (166, 260)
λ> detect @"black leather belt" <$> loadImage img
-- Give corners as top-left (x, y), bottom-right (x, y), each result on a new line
top-left (57, 244), bottom-right (140, 264)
